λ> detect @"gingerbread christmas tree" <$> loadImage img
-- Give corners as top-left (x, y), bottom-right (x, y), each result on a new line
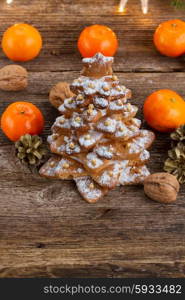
top-left (40, 53), bottom-right (155, 203)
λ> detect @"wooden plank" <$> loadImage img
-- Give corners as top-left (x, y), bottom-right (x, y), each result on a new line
top-left (1, 71), bottom-right (185, 143)
top-left (0, 143), bottom-right (184, 211)
top-left (0, 72), bottom-right (185, 277)
top-left (0, 0), bottom-right (185, 278)
top-left (0, 250), bottom-right (184, 278)
top-left (0, 244), bottom-right (185, 278)
top-left (0, 0), bottom-right (184, 72)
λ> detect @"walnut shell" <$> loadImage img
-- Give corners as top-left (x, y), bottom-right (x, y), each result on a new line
top-left (0, 65), bottom-right (28, 91)
top-left (144, 173), bottom-right (179, 203)
top-left (49, 82), bottom-right (74, 108)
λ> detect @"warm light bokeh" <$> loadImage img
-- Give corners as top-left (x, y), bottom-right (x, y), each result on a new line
top-left (6, 0), bottom-right (13, 4)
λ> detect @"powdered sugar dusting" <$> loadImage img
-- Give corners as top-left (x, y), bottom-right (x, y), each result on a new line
top-left (128, 130), bottom-right (154, 154)
top-left (82, 53), bottom-right (113, 64)
top-left (39, 156), bottom-right (87, 179)
top-left (53, 115), bottom-right (71, 131)
top-left (86, 152), bottom-right (105, 170)
top-left (114, 121), bottom-right (140, 139)
top-left (71, 76), bottom-right (127, 98)
top-left (108, 99), bottom-right (126, 112)
top-left (122, 104), bottom-right (138, 119)
top-left (96, 117), bottom-right (117, 133)
top-left (78, 130), bottom-right (103, 149)
top-left (93, 96), bottom-right (109, 108)
top-left (139, 150), bottom-right (150, 162)
top-left (119, 165), bottom-right (150, 185)
top-left (58, 103), bottom-right (67, 114)
top-left (94, 144), bottom-right (115, 159)
top-left (75, 176), bottom-right (105, 203)
top-left (93, 161), bottom-right (123, 188)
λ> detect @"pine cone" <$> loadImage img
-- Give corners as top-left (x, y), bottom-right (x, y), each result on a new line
top-left (15, 134), bottom-right (48, 166)
top-left (170, 125), bottom-right (185, 142)
top-left (164, 142), bottom-right (185, 184)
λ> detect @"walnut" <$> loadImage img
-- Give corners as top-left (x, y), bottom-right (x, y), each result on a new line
top-left (49, 82), bottom-right (74, 108)
top-left (144, 172), bottom-right (179, 203)
top-left (0, 65), bottom-right (28, 91)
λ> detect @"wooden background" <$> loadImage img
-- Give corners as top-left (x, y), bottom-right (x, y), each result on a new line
top-left (0, 0), bottom-right (185, 278)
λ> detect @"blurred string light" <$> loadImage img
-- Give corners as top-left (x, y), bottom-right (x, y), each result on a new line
top-left (6, 0), bottom-right (13, 4)
top-left (141, 0), bottom-right (149, 14)
top-left (119, 0), bottom-right (149, 14)
top-left (118, 0), bottom-right (128, 12)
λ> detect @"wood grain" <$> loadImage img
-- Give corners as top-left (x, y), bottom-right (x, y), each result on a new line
top-left (0, 0), bottom-right (185, 278)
